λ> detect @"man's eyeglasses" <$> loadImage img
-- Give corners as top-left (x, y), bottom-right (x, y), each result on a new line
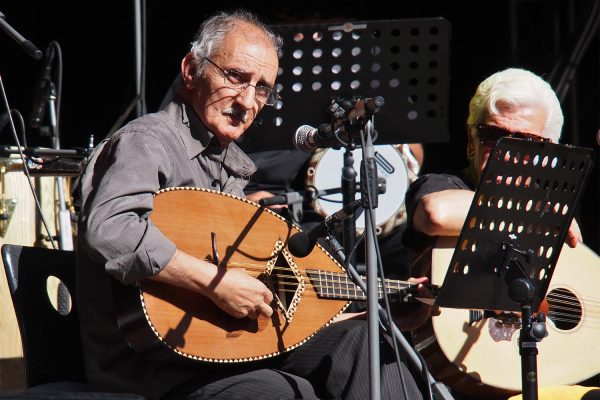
top-left (476, 124), bottom-right (551, 148)
top-left (204, 57), bottom-right (281, 106)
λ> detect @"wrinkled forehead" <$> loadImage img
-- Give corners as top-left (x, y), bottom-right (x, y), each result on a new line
top-left (212, 21), bottom-right (276, 58)
top-left (486, 100), bottom-right (549, 137)
top-left (212, 23), bottom-right (279, 82)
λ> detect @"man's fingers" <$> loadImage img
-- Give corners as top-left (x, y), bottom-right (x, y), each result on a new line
top-left (257, 302), bottom-right (273, 318)
top-left (566, 233), bottom-right (578, 248)
top-left (408, 276), bottom-right (429, 285)
top-left (262, 288), bottom-right (274, 304)
top-left (567, 220), bottom-right (583, 248)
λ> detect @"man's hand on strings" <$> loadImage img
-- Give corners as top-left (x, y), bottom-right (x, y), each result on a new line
top-left (392, 276), bottom-right (440, 332)
top-left (209, 268), bottom-right (274, 319)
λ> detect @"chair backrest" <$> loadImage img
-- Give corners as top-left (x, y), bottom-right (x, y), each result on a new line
top-left (1, 244), bottom-right (86, 387)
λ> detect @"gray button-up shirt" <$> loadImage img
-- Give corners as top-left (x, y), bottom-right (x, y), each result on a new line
top-left (76, 98), bottom-right (256, 399)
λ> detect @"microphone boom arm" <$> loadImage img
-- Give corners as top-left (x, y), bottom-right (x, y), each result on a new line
top-left (0, 11), bottom-right (42, 60)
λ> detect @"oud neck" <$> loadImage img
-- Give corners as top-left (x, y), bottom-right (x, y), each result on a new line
top-left (305, 269), bottom-right (413, 301)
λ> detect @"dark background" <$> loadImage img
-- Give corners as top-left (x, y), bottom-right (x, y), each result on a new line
top-left (0, 0), bottom-right (598, 253)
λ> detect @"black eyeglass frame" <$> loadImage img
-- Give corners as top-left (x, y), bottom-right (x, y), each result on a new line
top-left (203, 57), bottom-right (281, 106)
top-left (476, 124), bottom-right (551, 148)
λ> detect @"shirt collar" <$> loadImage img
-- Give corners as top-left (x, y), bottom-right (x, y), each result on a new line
top-left (174, 97), bottom-right (256, 178)
top-left (177, 99), bottom-right (214, 160)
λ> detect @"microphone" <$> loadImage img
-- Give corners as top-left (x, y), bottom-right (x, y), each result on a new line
top-left (293, 96), bottom-right (385, 152)
top-left (0, 11), bottom-right (43, 60)
top-left (258, 188), bottom-right (342, 207)
top-left (293, 124), bottom-right (339, 152)
top-left (288, 199), bottom-right (362, 257)
top-left (259, 192), bottom-right (304, 207)
top-left (29, 43), bottom-right (56, 129)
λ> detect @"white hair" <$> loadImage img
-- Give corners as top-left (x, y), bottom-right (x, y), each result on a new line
top-left (467, 68), bottom-right (563, 143)
top-left (189, 10), bottom-right (282, 78)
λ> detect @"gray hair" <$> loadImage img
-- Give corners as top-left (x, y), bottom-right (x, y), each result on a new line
top-left (467, 68), bottom-right (563, 143)
top-left (189, 10), bottom-right (283, 78)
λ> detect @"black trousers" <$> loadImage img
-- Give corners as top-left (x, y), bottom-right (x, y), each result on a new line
top-left (163, 319), bottom-right (423, 400)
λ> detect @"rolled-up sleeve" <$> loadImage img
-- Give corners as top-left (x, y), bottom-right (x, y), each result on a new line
top-left (79, 129), bottom-right (177, 284)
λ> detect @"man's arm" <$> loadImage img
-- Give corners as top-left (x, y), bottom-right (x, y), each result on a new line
top-left (80, 132), bottom-right (274, 319)
top-left (153, 249), bottom-right (273, 319)
top-left (413, 189), bottom-right (474, 236)
top-left (414, 188), bottom-right (582, 246)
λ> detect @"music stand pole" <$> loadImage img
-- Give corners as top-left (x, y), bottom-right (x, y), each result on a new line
top-left (516, 282), bottom-right (542, 400)
top-left (501, 254), bottom-right (548, 400)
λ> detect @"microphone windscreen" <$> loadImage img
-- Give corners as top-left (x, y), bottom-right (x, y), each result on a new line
top-left (288, 231), bottom-right (313, 257)
top-left (293, 125), bottom-right (314, 152)
top-left (259, 195), bottom-right (286, 207)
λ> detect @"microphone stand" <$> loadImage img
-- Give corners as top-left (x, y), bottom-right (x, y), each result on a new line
top-left (319, 226), bottom-right (455, 400)
top-left (360, 123), bottom-right (381, 399)
top-left (341, 144), bottom-right (358, 268)
top-left (331, 98), bottom-right (387, 398)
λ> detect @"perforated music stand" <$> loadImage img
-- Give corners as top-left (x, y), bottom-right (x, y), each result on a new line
top-left (435, 137), bottom-right (595, 399)
top-left (238, 18), bottom-right (451, 152)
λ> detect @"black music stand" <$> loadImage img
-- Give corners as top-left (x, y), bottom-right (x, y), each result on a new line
top-left (435, 137), bottom-right (595, 399)
top-left (238, 17), bottom-right (451, 152)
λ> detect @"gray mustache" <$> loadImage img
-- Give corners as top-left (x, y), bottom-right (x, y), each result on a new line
top-left (223, 107), bottom-right (248, 123)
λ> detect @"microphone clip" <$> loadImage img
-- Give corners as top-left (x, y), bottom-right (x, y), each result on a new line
top-left (328, 95), bottom-right (384, 132)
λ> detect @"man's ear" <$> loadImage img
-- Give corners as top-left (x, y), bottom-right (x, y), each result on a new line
top-left (181, 53), bottom-right (197, 88)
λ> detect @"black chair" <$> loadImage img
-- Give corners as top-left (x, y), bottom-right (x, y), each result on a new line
top-left (1, 244), bottom-right (143, 399)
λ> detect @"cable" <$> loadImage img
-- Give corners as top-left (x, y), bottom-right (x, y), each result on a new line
top-left (52, 41), bottom-right (63, 130)
top-left (1, 109), bottom-right (27, 147)
top-left (345, 230), bottom-right (365, 262)
top-left (13, 109), bottom-right (27, 147)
